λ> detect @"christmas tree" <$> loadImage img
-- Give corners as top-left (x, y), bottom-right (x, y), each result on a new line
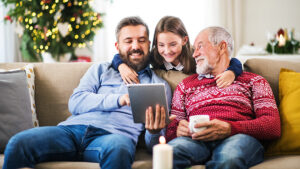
top-left (2, 0), bottom-right (103, 61)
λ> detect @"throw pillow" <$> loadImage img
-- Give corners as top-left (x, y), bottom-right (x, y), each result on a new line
top-left (0, 70), bottom-right (34, 153)
top-left (0, 64), bottom-right (39, 127)
top-left (0, 64), bottom-right (39, 153)
top-left (265, 68), bottom-right (300, 156)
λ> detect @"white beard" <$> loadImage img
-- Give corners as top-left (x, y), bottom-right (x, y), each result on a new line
top-left (196, 58), bottom-right (214, 75)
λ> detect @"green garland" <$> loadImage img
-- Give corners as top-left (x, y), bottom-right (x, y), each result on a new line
top-left (2, 0), bottom-right (103, 61)
top-left (266, 40), bottom-right (300, 54)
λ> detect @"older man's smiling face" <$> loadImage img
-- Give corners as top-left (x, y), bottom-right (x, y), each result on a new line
top-left (192, 30), bottom-right (219, 74)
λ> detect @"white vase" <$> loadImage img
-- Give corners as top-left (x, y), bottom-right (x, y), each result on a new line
top-left (41, 52), bottom-right (56, 63)
top-left (41, 52), bottom-right (71, 62)
top-left (59, 53), bottom-right (71, 62)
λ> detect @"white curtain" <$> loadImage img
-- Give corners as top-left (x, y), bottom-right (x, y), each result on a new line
top-left (92, 0), bottom-right (242, 62)
top-left (0, 2), bottom-right (21, 63)
top-left (217, 0), bottom-right (243, 57)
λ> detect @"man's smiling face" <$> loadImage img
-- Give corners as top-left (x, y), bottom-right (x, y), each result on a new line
top-left (115, 25), bottom-right (151, 72)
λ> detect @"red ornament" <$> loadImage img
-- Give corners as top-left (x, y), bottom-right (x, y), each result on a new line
top-left (4, 15), bottom-right (13, 23)
top-left (34, 25), bottom-right (41, 29)
top-left (43, 27), bottom-right (48, 40)
top-left (42, 0), bottom-right (52, 4)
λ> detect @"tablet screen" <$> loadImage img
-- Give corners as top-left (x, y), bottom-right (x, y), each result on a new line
top-left (127, 83), bottom-right (169, 123)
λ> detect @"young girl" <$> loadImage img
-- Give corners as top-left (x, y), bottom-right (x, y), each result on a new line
top-left (111, 16), bottom-right (242, 88)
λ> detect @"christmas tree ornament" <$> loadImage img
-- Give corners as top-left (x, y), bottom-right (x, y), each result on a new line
top-left (54, 11), bottom-right (62, 21)
top-left (32, 17), bottom-right (37, 24)
top-left (59, 4), bottom-right (65, 10)
top-left (4, 15), bottom-right (12, 23)
top-left (42, 0), bottom-right (52, 4)
top-left (43, 27), bottom-right (48, 40)
top-left (76, 17), bottom-right (81, 24)
top-left (34, 25), bottom-right (41, 29)
top-left (57, 22), bottom-right (69, 37)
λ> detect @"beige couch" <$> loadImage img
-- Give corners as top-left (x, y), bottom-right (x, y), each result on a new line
top-left (1, 58), bottom-right (300, 169)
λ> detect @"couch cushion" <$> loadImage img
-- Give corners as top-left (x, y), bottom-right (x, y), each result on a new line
top-left (265, 68), bottom-right (300, 156)
top-left (4, 155), bottom-right (299, 169)
top-left (154, 69), bottom-right (190, 93)
top-left (244, 58), bottom-right (300, 105)
top-left (1, 154), bottom-right (300, 169)
top-left (34, 149), bottom-right (153, 169)
top-left (0, 154), bottom-right (4, 168)
top-left (0, 70), bottom-right (34, 153)
top-left (32, 63), bottom-right (93, 126)
top-left (250, 155), bottom-right (300, 169)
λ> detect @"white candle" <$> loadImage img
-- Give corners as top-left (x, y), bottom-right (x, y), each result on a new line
top-left (278, 34), bottom-right (286, 47)
top-left (153, 136), bottom-right (173, 169)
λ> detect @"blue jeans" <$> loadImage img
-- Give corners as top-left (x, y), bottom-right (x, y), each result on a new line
top-left (168, 134), bottom-right (264, 169)
top-left (3, 125), bottom-right (136, 169)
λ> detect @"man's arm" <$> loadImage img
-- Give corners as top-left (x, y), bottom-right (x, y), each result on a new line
top-left (228, 76), bottom-right (281, 140)
top-left (68, 63), bottom-right (123, 115)
top-left (145, 126), bottom-right (166, 152)
top-left (144, 105), bottom-right (176, 152)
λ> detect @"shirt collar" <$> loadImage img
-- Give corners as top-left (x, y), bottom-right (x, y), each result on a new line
top-left (198, 74), bottom-right (214, 80)
top-left (163, 60), bottom-right (184, 71)
top-left (137, 65), bottom-right (152, 78)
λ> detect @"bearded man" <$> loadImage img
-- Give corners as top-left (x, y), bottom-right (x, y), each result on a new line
top-left (166, 26), bottom-right (281, 169)
top-left (3, 16), bottom-right (171, 169)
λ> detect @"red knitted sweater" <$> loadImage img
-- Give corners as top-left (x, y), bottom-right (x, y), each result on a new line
top-left (166, 72), bottom-right (281, 142)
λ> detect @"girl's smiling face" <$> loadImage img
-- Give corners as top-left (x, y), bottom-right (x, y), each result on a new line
top-left (157, 32), bottom-right (187, 66)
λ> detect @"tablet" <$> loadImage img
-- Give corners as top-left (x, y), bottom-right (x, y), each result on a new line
top-left (127, 83), bottom-right (169, 123)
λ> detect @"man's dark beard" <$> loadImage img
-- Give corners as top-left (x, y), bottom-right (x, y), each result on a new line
top-left (119, 49), bottom-right (150, 72)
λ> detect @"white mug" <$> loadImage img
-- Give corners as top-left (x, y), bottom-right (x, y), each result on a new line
top-left (189, 115), bottom-right (210, 133)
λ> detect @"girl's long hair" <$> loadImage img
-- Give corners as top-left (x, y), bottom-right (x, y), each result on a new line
top-left (150, 16), bottom-right (196, 74)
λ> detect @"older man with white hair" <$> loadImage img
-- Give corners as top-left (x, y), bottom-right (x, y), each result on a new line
top-left (166, 26), bottom-right (281, 169)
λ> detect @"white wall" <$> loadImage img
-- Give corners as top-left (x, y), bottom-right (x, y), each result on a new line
top-left (95, 0), bottom-right (300, 60)
top-left (241, 0), bottom-right (300, 48)
top-left (92, 0), bottom-right (232, 62)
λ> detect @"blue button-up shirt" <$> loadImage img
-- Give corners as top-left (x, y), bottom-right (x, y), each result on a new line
top-left (59, 62), bottom-right (172, 148)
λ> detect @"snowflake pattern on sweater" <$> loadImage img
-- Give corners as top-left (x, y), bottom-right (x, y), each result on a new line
top-left (166, 72), bottom-right (281, 142)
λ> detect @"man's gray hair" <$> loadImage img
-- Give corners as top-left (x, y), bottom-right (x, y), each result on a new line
top-left (204, 26), bottom-right (234, 58)
top-left (115, 16), bottom-right (149, 42)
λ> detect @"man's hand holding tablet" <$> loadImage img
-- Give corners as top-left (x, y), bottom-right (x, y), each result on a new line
top-left (145, 104), bottom-right (176, 134)
top-left (126, 84), bottom-right (176, 133)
